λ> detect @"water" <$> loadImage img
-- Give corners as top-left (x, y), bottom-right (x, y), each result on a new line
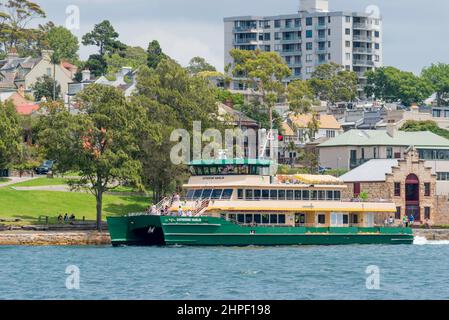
top-left (1, 237), bottom-right (449, 300)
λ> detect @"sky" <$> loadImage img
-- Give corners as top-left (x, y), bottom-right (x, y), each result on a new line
top-left (24, 0), bottom-right (449, 73)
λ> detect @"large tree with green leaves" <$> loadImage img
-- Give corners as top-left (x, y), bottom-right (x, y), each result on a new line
top-left (0, 0), bottom-right (46, 56)
top-left (186, 56), bottom-right (216, 75)
top-left (82, 20), bottom-right (125, 56)
top-left (422, 63), bottom-right (449, 107)
top-left (31, 75), bottom-right (61, 101)
top-left (365, 66), bottom-right (433, 106)
top-left (401, 120), bottom-right (449, 140)
top-left (105, 46), bottom-right (147, 75)
top-left (309, 62), bottom-right (358, 104)
top-left (0, 101), bottom-right (22, 169)
top-left (37, 85), bottom-right (147, 230)
top-left (132, 60), bottom-right (219, 200)
top-left (229, 49), bottom-right (291, 133)
top-left (147, 40), bottom-right (167, 69)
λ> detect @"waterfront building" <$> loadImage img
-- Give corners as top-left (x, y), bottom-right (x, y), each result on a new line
top-left (340, 149), bottom-right (449, 226)
top-left (224, 0), bottom-right (383, 97)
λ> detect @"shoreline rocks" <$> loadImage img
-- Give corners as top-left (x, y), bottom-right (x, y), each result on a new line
top-left (0, 231), bottom-right (111, 246)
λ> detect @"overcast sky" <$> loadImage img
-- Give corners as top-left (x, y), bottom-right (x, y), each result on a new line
top-left (29, 0), bottom-right (449, 73)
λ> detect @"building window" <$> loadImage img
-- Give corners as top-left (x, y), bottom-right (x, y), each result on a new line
top-left (396, 207), bottom-right (402, 220)
top-left (394, 183), bottom-right (401, 197)
top-left (326, 130), bottom-right (335, 138)
top-left (375, 43), bottom-right (380, 50)
top-left (306, 17), bottom-right (313, 26)
top-left (424, 183), bottom-right (431, 197)
top-left (375, 31), bottom-right (380, 38)
top-left (317, 214), bottom-right (326, 225)
top-left (345, 41), bottom-right (351, 48)
top-left (437, 172), bottom-right (449, 181)
top-left (345, 16), bottom-right (351, 23)
top-left (387, 147), bottom-right (393, 159)
top-left (354, 183), bottom-right (361, 197)
top-left (346, 53), bottom-right (351, 60)
top-left (306, 30), bottom-right (313, 38)
top-left (345, 28), bottom-right (351, 35)
top-left (275, 32), bottom-right (281, 40)
top-left (306, 67), bottom-right (313, 74)
top-left (425, 207), bottom-right (431, 220)
top-left (306, 42), bottom-right (313, 50)
top-left (275, 20), bottom-right (281, 28)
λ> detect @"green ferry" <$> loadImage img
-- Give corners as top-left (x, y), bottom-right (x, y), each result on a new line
top-left (107, 159), bottom-right (414, 246)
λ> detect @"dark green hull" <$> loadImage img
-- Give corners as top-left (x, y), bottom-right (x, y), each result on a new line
top-left (106, 216), bottom-right (414, 246)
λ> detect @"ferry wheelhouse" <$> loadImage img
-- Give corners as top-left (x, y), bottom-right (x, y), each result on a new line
top-left (107, 159), bottom-right (414, 246)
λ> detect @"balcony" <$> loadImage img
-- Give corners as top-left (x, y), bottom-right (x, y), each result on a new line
top-left (353, 60), bottom-right (375, 66)
top-left (233, 38), bottom-right (259, 45)
top-left (280, 25), bottom-right (301, 32)
top-left (353, 23), bottom-right (371, 30)
top-left (315, 48), bottom-right (327, 54)
top-left (287, 61), bottom-right (302, 68)
top-left (353, 35), bottom-right (373, 42)
top-left (233, 26), bottom-right (260, 33)
top-left (281, 37), bottom-right (302, 44)
top-left (315, 24), bottom-right (327, 30)
top-left (353, 47), bottom-right (373, 54)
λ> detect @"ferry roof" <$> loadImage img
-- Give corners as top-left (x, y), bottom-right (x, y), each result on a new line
top-left (189, 159), bottom-right (272, 167)
top-left (206, 200), bottom-right (397, 213)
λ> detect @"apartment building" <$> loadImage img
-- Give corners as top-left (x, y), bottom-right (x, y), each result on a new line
top-left (224, 0), bottom-right (383, 95)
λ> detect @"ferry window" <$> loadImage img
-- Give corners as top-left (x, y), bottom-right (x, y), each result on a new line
top-left (343, 215), bottom-right (349, 225)
top-left (229, 214), bottom-right (237, 222)
top-left (202, 167), bottom-right (210, 175)
top-left (186, 190), bottom-right (195, 200)
top-left (270, 190), bottom-right (278, 200)
top-left (221, 189), bottom-right (233, 200)
top-left (245, 214), bottom-right (254, 224)
top-left (245, 189), bottom-right (253, 200)
top-left (238, 189), bottom-right (244, 200)
top-left (287, 190), bottom-right (294, 200)
top-left (278, 190), bottom-right (286, 200)
top-left (311, 191), bottom-right (318, 200)
top-left (318, 191), bottom-right (326, 200)
top-left (220, 213), bottom-right (226, 220)
top-left (278, 215), bottom-right (286, 224)
top-left (262, 214), bottom-right (270, 224)
top-left (334, 191), bottom-right (341, 200)
top-left (318, 214), bottom-right (326, 225)
top-left (238, 214), bottom-right (245, 223)
top-left (270, 215), bottom-right (278, 224)
top-left (193, 189), bottom-right (203, 199)
top-left (295, 190), bottom-right (302, 200)
top-left (254, 214), bottom-right (262, 224)
top-left (239, 165), bottom-right (249, 175)
top-left (202, 189), bottom-right (213, 199)
top-left (352, 214), bottom-right (359, 224)
top-left (262, 190), bottom-right (270, 200)
top-left (211, 189), bottom-right (223, 199)
top-left (302, 190), bottom-right (310, 200)
top-left (254, 189), bottom-right (262, 200)
top-left (209, 166), bottom-right (218, 175)
top-left (327, 191), bottom-right (334, 200)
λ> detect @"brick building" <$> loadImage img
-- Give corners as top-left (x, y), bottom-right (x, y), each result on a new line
top-left (340, 148), bottom-right (449, 226)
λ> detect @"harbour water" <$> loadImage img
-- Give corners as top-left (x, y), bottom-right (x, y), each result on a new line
top-left (1, 237), bottom-right (449, 300)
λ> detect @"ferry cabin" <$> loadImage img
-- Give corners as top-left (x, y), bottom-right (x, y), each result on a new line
top-left (168, 159), bottom-right (395, 228)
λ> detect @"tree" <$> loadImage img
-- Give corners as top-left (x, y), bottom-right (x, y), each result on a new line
top-left (133, 60), bottom-right (219, 201)
top-left (147, 40), bottom-right (167, 69)
top-left (0, 101), bottom-right (22, 169)
top-left (37, 85), bottom-right (146, 230)
top-left (401, 120), bottom-right (449, 140)
top-left (186, 56), bottom-right (216, 74)
top-left (422, 63), bottom-right (449, 107)
top-left (82, 20), bottom-right (124, 56)
top-left (85, 54), bottom-right (107, 77)
top-left (32, 75), bottom-right (61, 101)
top-left (365, 67), bottom-right (433, 106)
top-left (45, 26), bottom-right (79, 62)
top-left (229, 49), bottom-right (291, 136)
top-left (287, 80), bottom-right (315, 115)
top-left (0, 0), bottom-right (46, 55)
top-left (45, 26), bottom-right (79, 100)
top-left (309, 62), bottom-right (358, 104)
top-left (105, 46), bottom-right (147, 75)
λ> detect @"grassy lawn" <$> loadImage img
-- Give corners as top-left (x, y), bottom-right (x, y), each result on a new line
top-left (0, 187), bottom-right (151, 223)
top-left (0, 178), bottom-right (11, 183)
top-left (11, 177), bottom-right (75, 187)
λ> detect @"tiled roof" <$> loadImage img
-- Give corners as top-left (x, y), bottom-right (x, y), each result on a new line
top-left (282, 122), bottom-right (295, 136)
top-left (290, 113), bottom-right (341, 130)
top-left (319, 130), bottom-right (449, 148)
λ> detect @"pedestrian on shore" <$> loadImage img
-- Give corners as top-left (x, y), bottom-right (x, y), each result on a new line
top-left (64, 213), bottom-right (69, 223)
top-left (402, 216), bottom-right (408, 228)
top-left (57, 214), bottom-right (63, 223)
top-left (388, 216), bottom-right (394, 226)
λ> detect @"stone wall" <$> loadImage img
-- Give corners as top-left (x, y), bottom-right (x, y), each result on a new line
top-left (0, 231), bottom-right (111, 246)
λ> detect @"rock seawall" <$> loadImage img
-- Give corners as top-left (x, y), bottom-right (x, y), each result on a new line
top-left (0, 231), bottom-right (111, 246)
top-left (414, 229), bottom-right (449, 241)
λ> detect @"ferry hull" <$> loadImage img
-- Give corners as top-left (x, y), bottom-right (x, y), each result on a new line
top-left (107, 216), bottom-right (414, 246)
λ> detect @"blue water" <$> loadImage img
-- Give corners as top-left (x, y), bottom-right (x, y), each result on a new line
top-left (1, 238), bottom-right (449, 300)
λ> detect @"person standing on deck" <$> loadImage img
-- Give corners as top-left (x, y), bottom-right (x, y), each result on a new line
top-left (178, 206), bottom-right (183, 217)
top-left (409, 214), bottom-right (415, 227)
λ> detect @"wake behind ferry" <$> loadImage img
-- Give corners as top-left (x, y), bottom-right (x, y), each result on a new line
top-left (107, 159), bottom-right (414, 246)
